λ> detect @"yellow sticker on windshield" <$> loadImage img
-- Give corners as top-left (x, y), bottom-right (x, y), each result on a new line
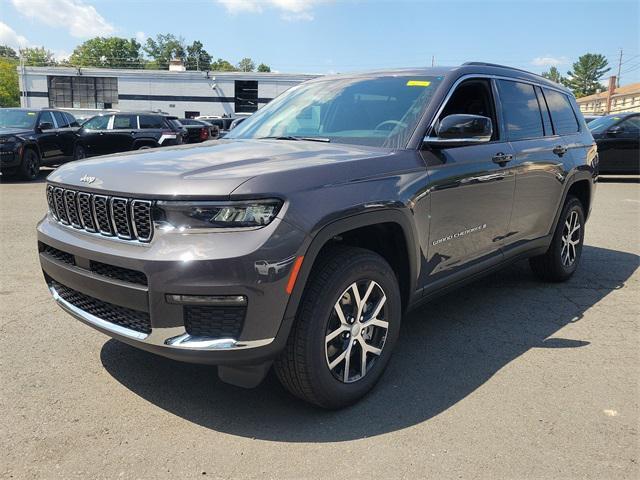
top-left (407, 80), bottom-right (431, 87)
top-left (27, 112), bottom-right (36, 115)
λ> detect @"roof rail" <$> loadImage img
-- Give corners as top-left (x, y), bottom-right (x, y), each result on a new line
top-left (462, 61), bottom-right (546, 78)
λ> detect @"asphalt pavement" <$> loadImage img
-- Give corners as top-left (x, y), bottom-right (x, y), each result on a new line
top-left (1, 172), bottom-right (638, 479)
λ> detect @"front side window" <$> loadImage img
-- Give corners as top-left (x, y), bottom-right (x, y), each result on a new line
top-left (543, 88), bottom-right (579, 135)
top-left (496, 80), bottom-right (544, 140)
top-left (83, 115), bottom-right (110, 130)
top-left (38, 111), bottom-right (55, 129)
top-left (438, 79), bottom-right (498, 140)
top-left (228, 75), bottom-right (442, 148)
top-left (618, 115), bottom-right (640, 131)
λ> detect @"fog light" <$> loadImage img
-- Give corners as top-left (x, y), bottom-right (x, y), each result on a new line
top-left (165, 294), bottom-right (247, 306)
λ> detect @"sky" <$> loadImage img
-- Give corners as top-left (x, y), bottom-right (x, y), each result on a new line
top-left (1, 0), bottom-right (639, 84)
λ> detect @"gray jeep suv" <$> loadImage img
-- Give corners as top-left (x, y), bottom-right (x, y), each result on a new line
top-left (38, 63), bottom-right (597, 408)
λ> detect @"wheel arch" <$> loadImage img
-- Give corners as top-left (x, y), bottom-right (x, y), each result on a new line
top-left (283, 209), bottom-right (420, 324)
top-left (550, 170), bottom-right (595, 235)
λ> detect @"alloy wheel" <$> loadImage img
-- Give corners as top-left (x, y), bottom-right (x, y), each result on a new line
top-left (561, 210), bottom-right (581, 266)
top-left (25, 152), bottom-right (38, 178)
top-left (325, 280), bottom-right (389, 383)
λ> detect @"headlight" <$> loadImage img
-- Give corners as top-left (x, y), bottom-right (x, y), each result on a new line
top-left (0, 136), bottom-right (18, 144)
top-left (155, 199), bottom-right (283, 230)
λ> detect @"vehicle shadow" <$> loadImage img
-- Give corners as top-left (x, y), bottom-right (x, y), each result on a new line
top-left (0, 168), bottom-right (53, 184)
top-left (100, 245), bottom-right (638, 442)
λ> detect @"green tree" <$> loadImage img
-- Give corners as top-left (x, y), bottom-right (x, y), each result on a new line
top-left (19, 47), bottom-right (57, 66)
top-left (0, 58), bottom-right (20, 107)
top-left (257, 63), bottom-right (271, 72)
top-left (237, 57), bottom-right (255, 72)
top-left (69, 37), bottom-right (143, 68)
top-left (185, 40), bottom-right (212, 71)
top-left (566, 53), bottom-right (610, 98)
top-left (0, 45), bottom-right (18, 60)
top-left (211, 58), bottom-right (237, 72)
top-left (541, 66), bottom-right (565, 85)
top-left (143, 34), bottom-right (186, 69)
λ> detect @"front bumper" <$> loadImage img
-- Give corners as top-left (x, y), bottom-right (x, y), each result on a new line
top-left (0, 144), bottom-right (21, 168)
top-left (38, 213), bottom-right (306, 367)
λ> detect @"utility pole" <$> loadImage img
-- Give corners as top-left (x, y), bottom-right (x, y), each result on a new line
top-left (431, 55), bottom-right (435, 67)
top-left (616, 48), bottom-right (623, 87)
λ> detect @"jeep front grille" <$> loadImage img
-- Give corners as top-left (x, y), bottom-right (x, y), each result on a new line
top-left (46, 185), bottom-right (153, 242)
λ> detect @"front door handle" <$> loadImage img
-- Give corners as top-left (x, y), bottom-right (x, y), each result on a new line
top-left (553, 145), bottom-right (568, 156)
top-left (492, 152), bottom-right (513, 165)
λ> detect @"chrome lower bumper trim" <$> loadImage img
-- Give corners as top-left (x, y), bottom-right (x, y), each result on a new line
top-left (49, 285), bottom-right (274, 351)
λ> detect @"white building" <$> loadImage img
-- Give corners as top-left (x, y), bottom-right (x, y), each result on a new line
top-left (18, 66), bottom-right (318, 118)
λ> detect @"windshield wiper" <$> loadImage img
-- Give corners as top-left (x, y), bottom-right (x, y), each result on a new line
top-left (258, 135), bottom-right (331, 143)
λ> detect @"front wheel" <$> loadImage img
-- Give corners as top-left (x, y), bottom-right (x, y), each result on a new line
top-left (74, 145), bottom-right (86, 160)
top-left (19, 148), bottom-right (40, 181)
top-left (529, 195), bottom-right (585, 282)
top-left (275, 246), bottom-right (402, 409)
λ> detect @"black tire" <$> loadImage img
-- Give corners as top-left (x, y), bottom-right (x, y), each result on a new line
top-left (529, 195), bottom-right (585, 282)
top-left (19, 148), bottom-right (40, 181)
top-left (274, 246), bottom-right (402, 409)
top-left (74, 144), bottom-right (86, 160)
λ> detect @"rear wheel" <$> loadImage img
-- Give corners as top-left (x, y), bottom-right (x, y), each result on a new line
top-left (529, 195), bottom-right (585, 282)
top-left (20, 148), bottom-right (40, 181)
top-left (275, 246), bottom-right (402, 409)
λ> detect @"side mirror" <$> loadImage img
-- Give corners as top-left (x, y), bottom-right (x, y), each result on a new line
top-left (38, 122), bottom-right (54, 131)
top-left (425, 114), bottom-right (493, 147)
top-left (607, 125), bottom-right (624, 136)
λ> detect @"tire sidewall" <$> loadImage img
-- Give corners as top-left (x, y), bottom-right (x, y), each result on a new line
top-left (303, 252), bottom-right (402, 407)
top-left (21, 149), bottom-right (40, 180)
top-left (552, 198), bottom-right (585, 277)
top-left (74, 145), bottom-right (86, 160)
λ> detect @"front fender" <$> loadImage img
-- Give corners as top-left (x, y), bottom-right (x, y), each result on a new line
top-left (282, 207), bottom-right (420, 323)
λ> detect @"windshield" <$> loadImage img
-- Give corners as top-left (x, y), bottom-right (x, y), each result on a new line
top-left (0, 110), bottom-right (38, 129)
top-left (588, 115), bottom-right (622, 134)
top-left (226, 75), bottom-right (443, 148)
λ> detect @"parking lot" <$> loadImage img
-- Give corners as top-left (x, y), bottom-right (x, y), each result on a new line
top-left (0, 174), bottom-right (638, 479)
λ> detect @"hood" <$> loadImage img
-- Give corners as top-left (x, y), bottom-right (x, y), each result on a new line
top-left (47, 139), bottom-right (393, 198)
top-left (0, 127), bottom-right (33, 137)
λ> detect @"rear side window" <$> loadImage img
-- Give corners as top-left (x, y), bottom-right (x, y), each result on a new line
top-left (113, 114), bottom-right (136, 129)
top-left (535, 86), bottom-right (553, 136)
top-left (139, 115), bottom-right (164, 129)
top-left (52, 111), bottom-right (69, 128)
top-left (543, 88), bottom-right (579, 135)
top-left (497, 80), bottom-right (544, 140)
top-left (83, 115), bottom-right (110, 130)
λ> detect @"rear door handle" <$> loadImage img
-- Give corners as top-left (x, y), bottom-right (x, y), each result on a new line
top-left (553, 145), bottom-right (568, 156)
top-left (492, 152), bottom-right (513, 165)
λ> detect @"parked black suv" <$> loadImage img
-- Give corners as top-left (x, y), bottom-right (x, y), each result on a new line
top-left (38, 63), bottom-right (597, 408)
top-left (75, 112), bottom-right (185, 158)
top-left (588, 112), bottom-right (639, 174)
top-left (0, 108), bottom-right (81, 180)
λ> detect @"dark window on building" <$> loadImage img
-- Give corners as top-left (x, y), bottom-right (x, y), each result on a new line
top-left (48, 76), bottom-right (118, 109)
top-left (52, 111), bottom-right (69, 128)
top-left (139, 115), bottom-right (164, 129)
top-left (235, 80), bottom-right (258, 113)
top-left (113, 114), bottom-right (137, 129)
top-left (184, 111), bottom-right (200, 119)
top-left (543, 88), bottom-right (579, 135)
top-left (497, 80), bottom-right (544, 140)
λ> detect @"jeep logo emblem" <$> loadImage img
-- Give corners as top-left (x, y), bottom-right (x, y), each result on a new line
top-left (80, 175), bottom-right (96, 184)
